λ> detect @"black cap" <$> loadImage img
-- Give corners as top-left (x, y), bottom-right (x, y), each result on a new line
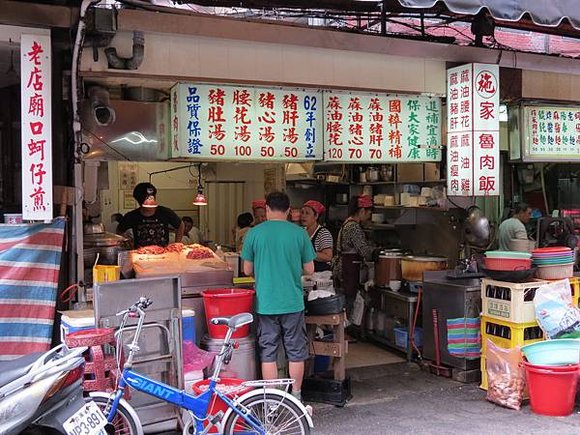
top-left (133, 182), bottom-right (158, 206)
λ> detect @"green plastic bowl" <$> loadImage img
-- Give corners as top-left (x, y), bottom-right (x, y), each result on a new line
top-left (485, 250), bottom-right (532, 259)
top-left (521, 339), bottom-right (580, 366)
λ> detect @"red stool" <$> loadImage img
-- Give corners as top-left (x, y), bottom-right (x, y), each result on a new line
top-left (65, 328), bottom-right (127, 396)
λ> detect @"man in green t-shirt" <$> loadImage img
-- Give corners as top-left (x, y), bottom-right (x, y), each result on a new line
top-left (241, 191), bottom-right (316, 401)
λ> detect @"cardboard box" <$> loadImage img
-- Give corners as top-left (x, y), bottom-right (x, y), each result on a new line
top-left (397, 163), bottom-right (424, 182)
top-left (424, 163), bottom-right (441, 181)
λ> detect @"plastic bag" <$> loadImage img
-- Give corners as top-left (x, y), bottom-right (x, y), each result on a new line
top-left (182, 340), bottom-right (216, 373)
top-left (534, 279), bottom-right (580, 339)
top-left (485, 339), bottom-right (525, 410)
top-left (350, 291), bottom-right (365, 326)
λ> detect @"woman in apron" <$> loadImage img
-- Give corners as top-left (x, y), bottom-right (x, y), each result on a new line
top-left (301, 200), bottom-right (333, 272)
top-left (333, 195), bottom-right (376, 308)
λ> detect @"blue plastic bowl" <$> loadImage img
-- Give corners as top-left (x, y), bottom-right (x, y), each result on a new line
top-left (521, 339), bottom-right (580, 366)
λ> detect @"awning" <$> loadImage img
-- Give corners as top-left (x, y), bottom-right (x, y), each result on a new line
top-left (396, 0), bottom-right (580, 31)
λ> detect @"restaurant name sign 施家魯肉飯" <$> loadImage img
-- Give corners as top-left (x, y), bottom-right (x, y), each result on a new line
top-left (170, 84), bottom-right (443, 163)
top-left (446, 63), bottom-right (500, 197)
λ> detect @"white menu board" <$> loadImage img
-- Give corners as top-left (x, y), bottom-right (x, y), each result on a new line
top-left (447, 63), bottom-right (500, 196)
top-left (523, 105), bottom-right (580, 161)
top-left (323, 91), bottom-right (441, 163)
top-left (171, 84), bottom-right (323, 161)
top-left (21, 34), bottom-right (53, 220)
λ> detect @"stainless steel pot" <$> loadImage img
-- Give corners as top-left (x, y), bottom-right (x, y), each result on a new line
top-left (83, 232), bottom-right (129, 268)
top-left (83, 222), bottom-right (105, 235)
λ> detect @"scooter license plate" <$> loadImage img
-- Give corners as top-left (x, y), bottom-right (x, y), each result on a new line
top-left (62, 401), bottom-right (107, 435)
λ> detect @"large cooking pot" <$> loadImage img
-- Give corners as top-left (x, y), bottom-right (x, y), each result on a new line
top-left (83, 232), bottom-right (128, 268)
top-left (375, 250), bottom-right (403, 287)
top-left (401, 256), bottom-right (447, 282)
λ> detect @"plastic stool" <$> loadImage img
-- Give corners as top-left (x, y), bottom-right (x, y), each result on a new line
top-left (65, 328), bottom-right (126, 395)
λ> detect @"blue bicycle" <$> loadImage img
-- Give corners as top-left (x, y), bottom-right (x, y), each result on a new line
top-left (89, 297), bottom-right (313, 435)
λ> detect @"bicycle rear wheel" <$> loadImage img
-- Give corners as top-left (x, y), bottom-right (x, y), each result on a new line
top-left (88, 394), bottom-right (143, 435)
top-left (222, 392), bottom-right (310, 435)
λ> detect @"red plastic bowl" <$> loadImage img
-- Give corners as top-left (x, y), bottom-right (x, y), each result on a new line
top-left (483, 257), bottom-right (532, 271)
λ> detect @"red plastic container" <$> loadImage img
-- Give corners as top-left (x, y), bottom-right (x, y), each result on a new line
top-left (202, 288), bottom-right (255, 339)
top-left (192, 378), bottom-right (253, 433)
top-left (523, 361), bottom-right (580, 416)
top-left (483, 257), bottom-right (532, 271)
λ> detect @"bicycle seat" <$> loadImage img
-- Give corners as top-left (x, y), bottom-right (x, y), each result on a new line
top-left (0, 352), bottom-right (43, 388)
top-left (210, 313), bottom-right (254, 329)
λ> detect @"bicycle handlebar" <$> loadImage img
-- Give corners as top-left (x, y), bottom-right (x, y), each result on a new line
top-left (116, 296), bottom-right (153, 317)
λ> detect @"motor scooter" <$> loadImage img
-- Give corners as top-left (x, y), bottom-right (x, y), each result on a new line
top-left (0, 344), bottom-right (107, 435)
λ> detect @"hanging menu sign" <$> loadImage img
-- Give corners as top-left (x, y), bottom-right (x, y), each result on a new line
top-left (323, 91), bottom-right (441, 163)
top-left (21, 34), bottom-right (53, 220)
top-left (447, 63), bottom-right (500, 196)
top-left (171, 83), bottom-right (323, 161)
top-left (522, 105), bottom-right (580, 161)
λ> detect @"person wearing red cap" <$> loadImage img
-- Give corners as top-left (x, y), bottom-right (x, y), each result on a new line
top-left (252, 199), bottom-right (267, 226)
top-left (117, 182), bottom-right (184, 248)
top-left (301, 200), bottom-right (333, 272)
top-left (333, 195), bottom-right (379, 309)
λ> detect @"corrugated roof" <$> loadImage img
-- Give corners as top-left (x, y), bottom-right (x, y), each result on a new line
top-left (397, 0), bottom-right (580, 31)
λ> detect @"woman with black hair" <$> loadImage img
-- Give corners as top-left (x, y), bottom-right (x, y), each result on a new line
top-left (235, 212), bottom-right (254, 252)
top-left (332, 195), bottom-right (378, 306)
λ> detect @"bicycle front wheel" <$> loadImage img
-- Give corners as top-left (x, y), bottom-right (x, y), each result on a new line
top-left (88, 394), bottom-right (143, 435)
top-left (222, 392), bottom-right (310, 435)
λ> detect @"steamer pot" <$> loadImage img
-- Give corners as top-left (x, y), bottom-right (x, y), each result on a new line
top-left (401, 256), bottom-right (447, 282)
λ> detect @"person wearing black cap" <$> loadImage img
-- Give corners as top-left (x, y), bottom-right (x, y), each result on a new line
top-left (117, 182), bottom-right (184, 249)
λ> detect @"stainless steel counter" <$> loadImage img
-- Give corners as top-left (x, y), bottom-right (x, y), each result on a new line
top-left (422, 270), bottom-right (482, 371)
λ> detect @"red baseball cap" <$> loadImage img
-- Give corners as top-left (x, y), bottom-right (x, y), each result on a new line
top-left (252, 200), bottom-right (267, 210)
top-left (303, 200), bottom-right (326, 216)
top-left (357, 195), bottom-right (373, 208)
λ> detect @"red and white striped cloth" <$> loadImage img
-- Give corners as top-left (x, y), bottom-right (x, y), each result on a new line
top-left (0, 217), bottom-right (65, 360)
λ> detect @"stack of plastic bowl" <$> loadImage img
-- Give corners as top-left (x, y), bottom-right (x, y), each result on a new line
top-left (532, 247), bottom-right (575, 280)
top-left (521, 339), bottom-right (580, 416)
top-left (483, 251), bottom-right (532, 271)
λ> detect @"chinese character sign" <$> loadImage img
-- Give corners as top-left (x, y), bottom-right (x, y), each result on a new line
top-left (323, 91), bottom-right (441, 162)
top-left (447, 63), bottom-right (500, 196)
top-left (21, 34), bottom-right (52, 220)
top-left (523, 106), bottom-right (580, 160)
top-left (171, 84), bottom-right (323, 161)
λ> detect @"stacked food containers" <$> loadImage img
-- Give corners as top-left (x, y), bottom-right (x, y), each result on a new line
top-left (480, 278), bottom-right (546, 390)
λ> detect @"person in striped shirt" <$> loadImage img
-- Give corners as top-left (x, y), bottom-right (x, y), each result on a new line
top-left (301, 200), bottom-right (334, 272)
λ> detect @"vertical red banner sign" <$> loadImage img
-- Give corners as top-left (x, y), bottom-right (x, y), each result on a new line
top-left (21, 34), bottom-right (53, 220)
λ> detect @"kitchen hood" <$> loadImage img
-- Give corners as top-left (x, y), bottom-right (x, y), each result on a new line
top-left (81, 99), bottom-right (170, 161)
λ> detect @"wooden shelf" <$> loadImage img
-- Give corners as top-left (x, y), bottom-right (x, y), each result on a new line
top-left (364, 223), bottom-right (397, 230)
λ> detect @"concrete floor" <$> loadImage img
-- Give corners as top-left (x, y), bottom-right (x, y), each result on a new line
top-left (311, 362), bottom-right (580, 435)
top-left (159, 360), bottom-right (580, 434)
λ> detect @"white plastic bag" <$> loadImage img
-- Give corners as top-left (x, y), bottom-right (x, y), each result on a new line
top-left (534, 279), bottom-right (580, 339)
top-left (350, 291), bottom-right (365, 326)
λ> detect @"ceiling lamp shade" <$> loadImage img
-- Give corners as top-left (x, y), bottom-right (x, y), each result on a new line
top-left (192, 163), bottom-right (207, 206)
top-left (193, 191), bottom-right (207, 206)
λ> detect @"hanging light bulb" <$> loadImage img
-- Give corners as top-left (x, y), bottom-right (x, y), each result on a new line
top-left (192, 163), bottom-right (207, 206)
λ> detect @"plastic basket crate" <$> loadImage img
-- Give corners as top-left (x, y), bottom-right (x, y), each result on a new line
top-left (480, 355), bottom-right (488, 390)
top-left (481, 278), bottom-right (547, 324)
top-left (394, 327), bottom-right (423, 350)
top-left (481, 315), bottom-right (544, 352)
